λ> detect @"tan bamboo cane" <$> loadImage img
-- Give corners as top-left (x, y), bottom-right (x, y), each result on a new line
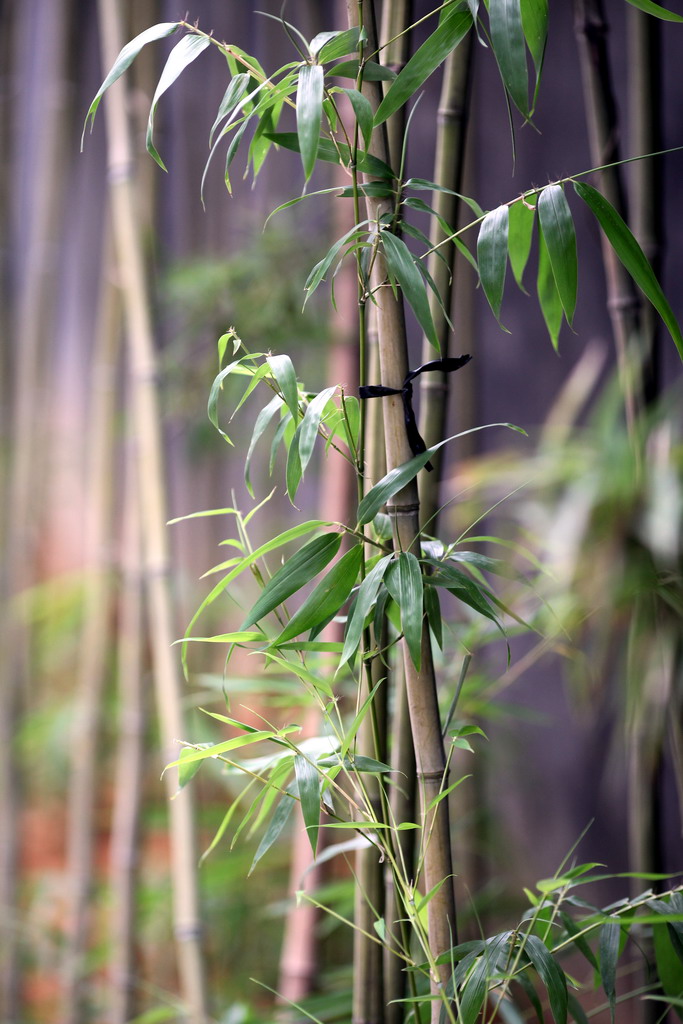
top-left (347, 5), bottom-right (458, 1021)
top-left (96, 1), bottom-right (208, 1019)
top-left (63, 230), bottom-right (121, 1024)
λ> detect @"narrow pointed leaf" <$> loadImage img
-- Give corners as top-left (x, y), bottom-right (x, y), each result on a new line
top-left (313, 27), bottom-right (365, 61)
top-left (574, 180), bottom-right (683, 357)
top-left (268, 354), bottom-right (300, 418)
top-left (382, 230), bottom-right (439, 349)
top-left (489, 0), bottom-right (529, 117)
top-left (286, 423), bottom-right (303, 504)
top-left (623, 0), bottom-right (683, 21)
top-left (305, 224), bottom-right (367, 301)
top-left (341, 555), bottom-right (393, 667)
top-left (265, 132), bottom-right (394, 178)
top-left (537, 224), bottom-right (563, 350)
top-left (241, 532), bottom-right (342, 629)
top-left (521, 0), bottom-right (548, 77)
top-left (296, 63), bottom-right (324, 181)
top-left (299, 386), bottom-right (337, 476)
top-left (478, 205), bottom-right (509, 320)
top-left (424, 584), bottom-right (443, 648)
top-left (250, 793), bottom-right (296, 874)
top-left (459, 933), bottom-right (511, 1024)
top-left (295, 755), bottom-right (321, 854)
top-left (385, 553), bottom-right (424, 669)
top-left (341, 88), bottom-right (374, 152)
top-left (274, 544), bottom-right (363, 645)
top-left (508, 195), bottom-right (536, 288)
top-left (146, 34), bottom-right (210, 169)
top-left (210, 73), bottom-right (250, 145)
top-left (524, 934), bottom-right (568, 1024)
top-left (598, 918), bottom-right (620, 1024)
top-left (537, 185), bottom-right (577, 323)
top-left (328, 59), bottom-right (396, 81)
top-left (338, 680), bottom-right (385, 761)
top-left (82, 22), bottom-right (180, 143)
top-left (374, 5), bottom-right (473, 125)
top-left (245, 395), bottom-right (283, 497)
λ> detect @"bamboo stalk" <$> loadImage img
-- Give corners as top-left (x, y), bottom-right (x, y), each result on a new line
top-left (108, 436), bottom-right (146, 1024)
top-left (627, 6), bottom-right (662, 405)
top-left (96, 1), bottom-right (208, 1019)
top-left (62, 226), bottom-right (121, 1024)
top-left (573, 0), bottom-right (643, 429)
top-left (380, 0), bottom-right (414, 170)
top-left (417, 34), bottom-right (473, 511)
top-left (347, 6), bottom-right (458, 1020)
top-left (0, 1), bottom-right (69, 1016)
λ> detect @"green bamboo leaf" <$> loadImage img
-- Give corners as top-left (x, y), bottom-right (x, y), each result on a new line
top-left (286, 423), bottom-right (303, 504)
top-left (146, 34), bottom-right (210, 169)
top-left (652, 916), bottom-right (683, 1008)
top-left (447, 550), bottom-right (527, 582)
top-left (567, 994), bottom-right (590, 1024)
top-left (328, 59), bottom-right (396, 81)
top-left (524, 934), bottom-right (568, 1024)
top-left (274, 544), bottom-right (363, 645)
top-left (268, 354), bottom-right (300, 419)
top-left (426, 561), bottom-right (501, 625)
top-left (210, 73), bottom-right (250, 146)
top-left (304, 224), bottom-right (367, 301)
top-left (311, 27), bottom-right (365, 61)
top-left (249, 792), bottom-right (296, 875)
top-left (623, 0), bottom-right (683, 21)
top-left (296, 63), bottom-right (324, 182)
top-left (508, 195), bottom-right (536, 289)
top-left (537, 185), bottom-right (577, 324)
top-left (598, 918), bottom-right (621, 1023)
top-left (459, 932), bottom-right (511, 1024)
top-left (178, 745), bottom-right (210, 789)
top-left (374, 5), bottom-right (473, 126)
top-left (179, 631), bottom-right (266, 645)
top-left (537, 224), bottom-right (563, 350)
top-left (245, 395), bottom-right (283, 497)
top-left (382, 230), bottom-right (439, 350)
top-left (265, 132), bottom-right (394, 178)
top-left (424, 584), bottom-right (443, 648)
top-left (270, 414), bottom-right (291, 475)
top-left (490, 0), bottom-right (529, 117)
top-left (648, 897), bottom-right (683, 958)
top-left (299, 386), bottom-right (337, 477)
top-left (404, 177), bottom-right (485, 218)
top-left (82, 22), bottom-right (180, 144)
top-left (385, 553), bottom-right (424, 669)
top-left (166, 730), bottom-right (286, 772)
top-left (341, 555), bottom-right (393, 667)
top-left (574, 180), bottom-right (683, 357)
top-left (295, 755), bottom-right (321, 854)
top-left (341, 88), bottom-right (374, 152)
top-left (478, 205), bottom-right (509, 320)
top-left (521, 0), bottom-right (548, 71)
top-left (242, 532), bottom-right (342, 629)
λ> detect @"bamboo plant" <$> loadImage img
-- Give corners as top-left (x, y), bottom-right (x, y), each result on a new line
top-left (84, 2), bottom-right (683, 1022)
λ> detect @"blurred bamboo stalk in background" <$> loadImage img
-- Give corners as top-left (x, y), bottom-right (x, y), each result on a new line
top-left (63, 231), bottom-right (121, 1024)
top-left (573, 0), bottom-right (643, 430)
top-left (96, 0), bottom-right (208, 1020)
top-left (0, 0), bottom-right (69, 1016)
top-left (108, 436), bottom-right (146, 1024)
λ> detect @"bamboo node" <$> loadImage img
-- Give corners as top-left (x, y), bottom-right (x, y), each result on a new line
top-left (386, 503), bottom-right (420, 516)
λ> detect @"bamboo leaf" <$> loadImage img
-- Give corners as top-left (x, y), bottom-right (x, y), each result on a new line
top-left (385, 553), bottom-right (424, 669)
top-left (623, 0), bottom-right (683, 21)
top-left (338, 680), bottom-right (385, 761)
top-left (286, 423), bottom-right (303, 504)
top-left (598, 918), bottom-right (621, 1024)
top-left (382, 230), bottom-right (439, 350)
top-left (245, 395), bottom-right (283, 497)
top-left (537, 185), bottom-right (577, 323)
top-left (574, 180), bottom-right (683, 357)
top-left (82, 22), bottom-right (180, 144)
top-left (404, 177), bottom-right (484, 218)
top-left (374, 5), bottom-right (473, 126)
top-left (296, 63), bottom-right (324, 182)
top-left (508, 195), bottom-right (536, 289)
top-left (268, 354), bottom-right (300, 418)
top-left (166, 730), bottom-right (285, 771)
top-left (459, 933), bottom-right (511, 1024)
top-left (177, 745), bottom-right (209, 789)
top-left (299, 386), bottom-right (337, 477)
top-left (424, 584), bottom-right (443, 648)
top-left (328, 59), bottom-right (396, 81)
top-left (146, 34), bottom-right (210, 169)
top-left (311, 27), bottom-right (365, 61)
top-left (341, 88), bottom-right (374, 152)
top-left (210, 73), bottom-right (250, 146)
top-left (537, 223), bottom-right (563, 350)
top-left (521, 0), bottom-right (548, 92)
top-left (305, 224), bottom-right (367, 301)
top-left (249, 793), bottom-right (296, 875)
top-left (524, 934), bottom-right (568, 1024)
top-left (242, 532), bottom-right (342, 629)
top-left (489, 0), bottom-right (529, 117)
top-left (295, 755), bottom-right (321, 854)
top-left (478, 205), bottom-right (509, 320)
top-left (341, 555), bottom-right (393, 667)
top-left (273, 545), bottom-right (363, 645)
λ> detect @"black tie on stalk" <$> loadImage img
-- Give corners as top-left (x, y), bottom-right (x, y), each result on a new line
top-left (359, 355), bottom-right (472, 472)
